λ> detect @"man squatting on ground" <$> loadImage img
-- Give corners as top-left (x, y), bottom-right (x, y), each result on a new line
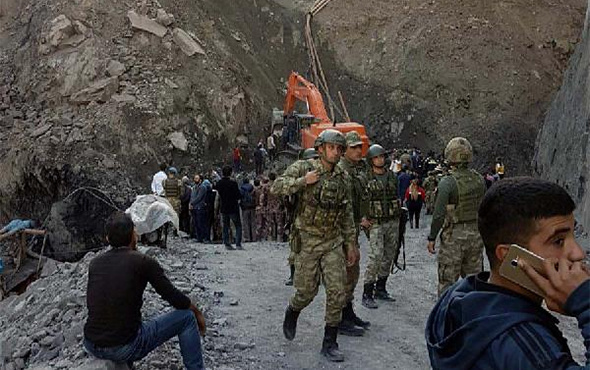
top-left (271, 129), bottom-right (358, 362)
top-left (426, 177), bottom-right (590, 369)
top-left (83, 212), bottom-right (206, 370)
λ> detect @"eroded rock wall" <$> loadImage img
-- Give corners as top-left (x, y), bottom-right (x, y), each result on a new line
top-left (533, 1), bottom-right (590, 229)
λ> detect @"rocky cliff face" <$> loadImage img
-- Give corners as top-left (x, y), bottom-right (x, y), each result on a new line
top-left (291, 0), bottom-right (587, 174)
top-left (534, 3), bottom-right (590, 230)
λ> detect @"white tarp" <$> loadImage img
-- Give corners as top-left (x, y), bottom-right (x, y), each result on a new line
top-left (125, 195), bottom-right (179, 235)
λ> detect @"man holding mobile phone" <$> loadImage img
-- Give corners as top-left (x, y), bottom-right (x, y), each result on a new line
top-left (426, 177), bottom-right (589, 369)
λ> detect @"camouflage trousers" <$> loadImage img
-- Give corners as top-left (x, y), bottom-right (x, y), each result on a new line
top-left (255, 211), bottom-right (266, 240)
top-left (167, 198), bottom-right (181, 216)
top-left (438, 221), bottom-right (483, 295)
top-left (343, 226), bottom-right (361, 304)
top-left (264, 211), bottom-right (285, 241)
top-left (290, 231), bottom-right (346, 326)
top-left (364, 219), bottom-right (399, 284)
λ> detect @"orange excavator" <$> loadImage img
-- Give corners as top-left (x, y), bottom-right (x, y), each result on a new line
top-left (277, 71), bottom-right (370, 156)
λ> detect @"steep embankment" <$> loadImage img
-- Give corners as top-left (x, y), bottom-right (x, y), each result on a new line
top-left (534, 4), bottom-right (590, 230)
top-left (0, 0), bottom-right (305, 222)
top-left (289, 0), bottom-right (587, 174)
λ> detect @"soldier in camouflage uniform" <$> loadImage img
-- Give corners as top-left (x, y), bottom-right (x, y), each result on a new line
top-left (256, 177), bottom-right (269, 240)
top-left (427, 137), bottom-right (486, 296)
top-left (335, 131), bottom-right (371, 336)
top-left (162, 167), bottom-right (182, 215)
top-left (362, 144), bottom-right (401, 309)
top-left (423, 171), bottom-right (438, 215)
top-left (285, 148), bottom-right (319, 286)
top-left (262, 173), bottom-right (284, 241)
top-left (272, 129), bottom-right (357, 362)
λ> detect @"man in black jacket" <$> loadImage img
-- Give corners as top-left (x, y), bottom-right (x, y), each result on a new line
top-left (83, 212), bottom-right (206, 369)
top-left (214, 166), bottom-right (243, 250)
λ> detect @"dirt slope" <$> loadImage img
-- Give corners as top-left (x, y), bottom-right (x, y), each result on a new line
top-left (281, 0), bottom-right (587, 174)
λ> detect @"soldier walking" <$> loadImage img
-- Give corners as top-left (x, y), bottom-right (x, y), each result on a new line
top-left (262, 173), bottom-right (284, 241)
top-left (335, 131), bottom-right (371, 335)
top-left (362, 144), bottom-right (401, 309)
top-left (271, 129), bottom-right (357, 362)
top-left (285, 148), bottom-right (319, 286)
top-left (426, 137), bottom-right (486, 295)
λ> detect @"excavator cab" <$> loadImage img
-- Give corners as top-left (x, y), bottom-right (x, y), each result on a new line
top-left (281, 71), bottom-right (370, 156)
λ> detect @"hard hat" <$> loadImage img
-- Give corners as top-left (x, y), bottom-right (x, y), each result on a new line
top-left (366, 144), bottom-right (386, 159)
top-left (345, 131), bottom-right (363, 147)
top-left (301, 148), bottom-right (319, 160)
top-left (444, 137), bottom-right (473, 164)
top-left (316, 129), bottom-right (346, 148)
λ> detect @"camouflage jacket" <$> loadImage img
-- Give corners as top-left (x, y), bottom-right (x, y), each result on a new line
top-left (336, 156), bottom-right (370, 225)
top-left (271, 158), bottom-right (356, 252)
top-left (259, 181), bottom-right (282, 213)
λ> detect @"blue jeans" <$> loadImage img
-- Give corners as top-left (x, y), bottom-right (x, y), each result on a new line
top-left (222, 213), bottom-right (242, 247)
top-left (84, 309), bottom-right (203, 370)
top-left (191, 209), bottom-right (210, 242)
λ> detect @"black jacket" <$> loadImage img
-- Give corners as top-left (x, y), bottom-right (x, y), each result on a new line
top-left (215, 177), bottom-right (241, 214)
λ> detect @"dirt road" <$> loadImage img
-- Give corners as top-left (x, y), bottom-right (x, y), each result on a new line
top-left (194, 214), bottom-right (586, 369)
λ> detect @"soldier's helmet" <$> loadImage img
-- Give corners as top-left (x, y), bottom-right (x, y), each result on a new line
top-left (316, 129), bottom-right (347, 148)
top-left (301, 148), bottom-right (319, 160)
top-left (444, 137), bottom-right (473, 164)
top-left (366, 144), bottom-right (386, 159)
top-left (345, 131), bottom-right (363, 147)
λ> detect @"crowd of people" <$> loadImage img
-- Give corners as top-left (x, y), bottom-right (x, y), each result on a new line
top-left (79, 129), bottom-right (588, 370)
top-left (150, 162), bottom-right (289, 250)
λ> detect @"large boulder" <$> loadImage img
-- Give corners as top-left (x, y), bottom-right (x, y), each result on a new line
top-left (533, 5), bottom-right (590, 230)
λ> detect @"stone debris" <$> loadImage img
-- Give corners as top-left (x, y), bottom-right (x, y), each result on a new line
top-left (0, 237), bottom-right (255, 370)
top-left (167, 131), bottom-right (188, 152)
top-left (156, 9), bottom-right (175, 27)
top-left (48, 15), bottom-right (75, 47)
top-left (127, 10), bottom-right (168, 38)
top-left (106, 60), bottom-right (126, 78)
top-left (172, 28), bottom-right (205, 56)
top-left (70, 77), bottom-right (119, 105)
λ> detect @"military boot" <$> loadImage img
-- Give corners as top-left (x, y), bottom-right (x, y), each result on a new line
top-left (320, 325), bottom-right (345, 362)
top-left (344, 301), bottom-right (370, 328)
top-left (285, 265), bottom-right (295, 286)
top-left (338, 313), bottom-right (364, 337)
top-left (375, 277), bottom-right (396, 301)
top-left (283, 305), bottom-right (300, 340)
top-left (362, 283), bottom-right (378, 309)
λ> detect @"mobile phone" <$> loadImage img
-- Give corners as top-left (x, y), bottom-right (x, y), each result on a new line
top-left (499, 244), bottom-right (545, 297)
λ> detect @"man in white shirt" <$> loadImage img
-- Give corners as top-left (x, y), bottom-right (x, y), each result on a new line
top-left (267, 134), bottom-right (276, 161)
top-left (151, 163), bottom-right (168, 196)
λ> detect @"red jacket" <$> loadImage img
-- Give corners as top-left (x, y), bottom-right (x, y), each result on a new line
top-left (405, 186), bottom-right (426, 202)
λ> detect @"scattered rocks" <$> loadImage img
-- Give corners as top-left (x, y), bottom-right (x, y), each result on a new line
top-left (70, 77), bottom-right (119, 105)
top-left (167, 131), bottom-right (188, 152)
top-left (48, 15), bottom-right (75, 47)
top-left (172, 28), bottom-right (205, 56)
top-left (156, 9), bottom-right (175, 27)
top-left (106, 60), bottom-right (126, 77)
top-left (31, 123), bottom-right (53, 138)
top-left (127, 11), bottom-right (168, 38)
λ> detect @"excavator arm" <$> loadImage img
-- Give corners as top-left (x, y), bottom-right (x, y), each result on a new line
top-left (283, 72), bottom-right (331, 125)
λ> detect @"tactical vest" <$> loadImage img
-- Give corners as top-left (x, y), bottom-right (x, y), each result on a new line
top-left (298, 161), bottom-right (349, 230)
top-left (163, 178), bottom-right (181, 198)
top-left (449, 169), bottom-right (485, 223)
top-left (367, 170), bottom-right (400, 220)
top-left (338, 158), bottom-right (368, 223)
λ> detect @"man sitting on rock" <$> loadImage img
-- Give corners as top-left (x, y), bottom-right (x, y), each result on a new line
top-left (83, 212), bottom-right (206, 369)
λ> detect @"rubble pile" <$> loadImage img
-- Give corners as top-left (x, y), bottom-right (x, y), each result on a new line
top-left (0, 238), bottom-right (257, 370)
top-left (0, 0), bottom-right (306, 223)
